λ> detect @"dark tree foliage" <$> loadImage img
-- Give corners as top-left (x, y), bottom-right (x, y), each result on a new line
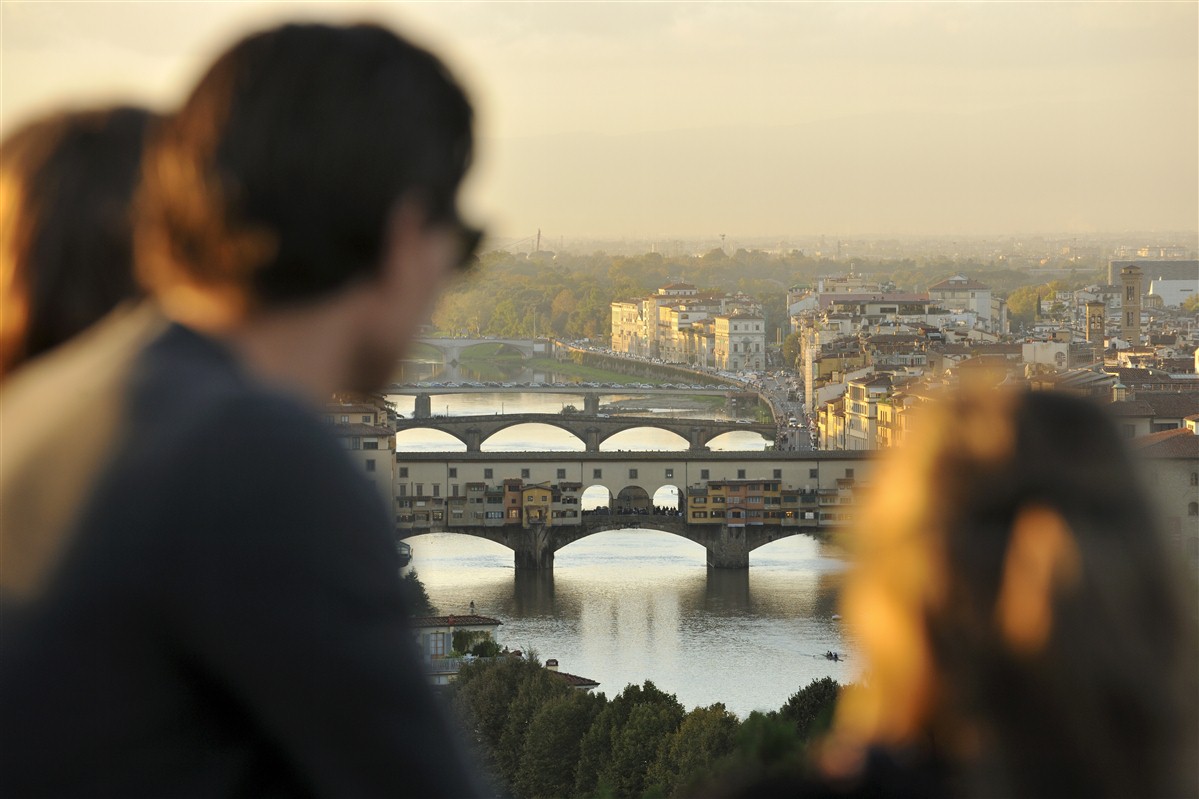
top-left (575, 681), bottom-right (683, 798)
top-left (776, 676), bottom-right (841, 743)
top-left (645, 703), bottom-right (740, 798)
top-left (399, 570), bottom-right (436, 616)
top-left (495, 668), bottom-right (571, 788)
top-left (516, 690), bottom-right (607, 799)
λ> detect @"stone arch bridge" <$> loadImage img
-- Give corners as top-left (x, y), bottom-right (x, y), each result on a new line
top-left (392, 413), bottom-right (777, 452)
top-left (400, 515), bottom-right (822, 570)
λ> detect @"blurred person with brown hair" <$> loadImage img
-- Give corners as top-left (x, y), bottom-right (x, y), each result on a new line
top-left (0, 106), bottom-right (156, 378)
top-left (1, 22), bottom-right (483, 797)
top-left (813, 389), bottom-right (1197, 798)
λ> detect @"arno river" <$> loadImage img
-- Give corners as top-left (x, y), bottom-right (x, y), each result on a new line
top-left (389, 369), bottom-right (855, 718)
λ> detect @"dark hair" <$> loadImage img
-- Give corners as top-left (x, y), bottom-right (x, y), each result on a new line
top-left (1, 106), bottom-right (156, 376)
top-left (910, 391), bottom-right (1197, 798)
top-left (136, 23), bottom-right (474, 307)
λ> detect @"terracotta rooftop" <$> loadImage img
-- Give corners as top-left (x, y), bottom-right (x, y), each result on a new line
top-left (551, 671), bottom-right (600, 689)
top-left (1110, 393), bottom-right (1199, 419)
top-left (1131, 427), bottom-right (1199, 458)
top-left (410, 615), bottom-right (503, 628)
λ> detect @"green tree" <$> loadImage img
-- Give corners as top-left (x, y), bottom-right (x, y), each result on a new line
top-left (732, 710), bottom-right (802, 769)
top-left (575, 681), bottom-right (683, 798)
top-left (782, 332), bottom-right (802, 370)
top-left (399, 570), bottom-right (436, 616)
top-left (451, 656), bottom-right (544, 779)
top-left (1182, 294), bottom-right (1199, 313)
top-left (516, 690), bottom-right (607, 799)
top-left (495, 666), bottom-right (570, 788)
top-left (776, 677), bottom-right (840, 743)
top-left (645, 703), bottom-right (740, 798)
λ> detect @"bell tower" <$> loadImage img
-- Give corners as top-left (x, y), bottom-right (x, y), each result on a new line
top-left (1120, 266), bottom-right (1142, 345)
top-left (1085, 300), bottom-right (1106, 362)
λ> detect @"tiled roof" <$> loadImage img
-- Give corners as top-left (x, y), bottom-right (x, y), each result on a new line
top-left (1122, 392), bottom-right (1199, 419)
top-left (552, 671), bottom-right (600, 688)
top-left (410, 615), bottom-right (503, 628)
top-left (1131, 428), bottom-right (1199, 458)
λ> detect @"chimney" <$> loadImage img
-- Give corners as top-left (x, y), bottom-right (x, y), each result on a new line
top-left (545, 659), bottom-right (559, 672)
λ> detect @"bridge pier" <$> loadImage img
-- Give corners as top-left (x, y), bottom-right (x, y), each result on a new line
top-left (706, 525), bottom-right (750, 568)
top-left (464, 428), bottom-right (482, 452)
top-left (513, 523), bottom-right (555, 571)
top-left (687, 428), bottom-right (710, 452)
top-left (583, 394), bottom-right (600, 415)
top-left (583, 427), bottom-right (601, 452)
top-left (413, 393), bottom-right (431, 419)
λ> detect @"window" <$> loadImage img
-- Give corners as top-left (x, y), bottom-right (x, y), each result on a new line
top-left (484, 468), bottom-right (494, 479)
top-left (773, 469), bottom-right (782, 479)
top-left (415, 484), bottom-right (423, 496)
top-left (558, 469), bottom-right (567, 479)
top-left (452, 484), bottom-right (459, 497)
top-left (485, 511), bottom-right (503, 519)
top-left (1191, 473), bottom-right (1198, 486)
top-left (398, 485), bottom-right (407, 497)
top-left (448, 468), bottom-right (457, 478)
top-left (1190, 502), bottom-right (1198, 517)
top-left (361, 415), bottom-right (371, 423)
top-left (400, 467), bottom-right (409, 478)
top-left (363, 440), bottom-right (379, 450)
top-left (521, 468), bottom-right (530, 479)
top-left (693, 497), bottom-right (706, 504)
top-left (427, 632), bottom-right (446, 658)
top-left (340, 415), bottom-right (349, 423)
top-left (432, 484), bottom-right (440, 498)
top-left (701, 469), bottom-right (709, 479)
top-left (845, 468), bottom-right (855, 478)
top-left (693, 511), bottom-right (708, 519)
top-left (629, 469), bottom-right (638, 479)
top-left (594, 469), bottom-right (603, 478)
top-left (809, 468), bottom-right (818, 478)
top-left (665, 468), bottom-right (674, 479)
top-left (1120, 425), bottom-right (1136, 439)
top-left (737, 469), bottom-right (746, 479)
top-left (365, 459), bottom-right (376, 473)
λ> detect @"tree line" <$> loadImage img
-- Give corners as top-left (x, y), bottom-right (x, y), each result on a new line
top-left (449, 655), bottom-right (842, 799)
top-left (433, 248), bottom-right (1103, 346)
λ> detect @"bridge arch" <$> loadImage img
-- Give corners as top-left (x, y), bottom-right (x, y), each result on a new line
top-left (705, 429), bottom-right (772, 451)
top-left (599, 426), bottom-right (689, 452)
top-left (394, 428), bottom-right (468, 452)
top-left (613, 485), bottom-right (652, 513)
top-left (479, 421), bottom-right (587, 452)
top-left (652, 484), bottom-right (684, 513)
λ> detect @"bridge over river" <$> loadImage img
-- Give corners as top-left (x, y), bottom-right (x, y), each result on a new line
top-left (392, 413), bottom-right (777, 452)
top-left (394, 450), bottom-right (872, 569)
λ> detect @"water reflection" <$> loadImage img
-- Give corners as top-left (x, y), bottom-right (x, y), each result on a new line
top-left (407, 530), bottom-right (856, 717)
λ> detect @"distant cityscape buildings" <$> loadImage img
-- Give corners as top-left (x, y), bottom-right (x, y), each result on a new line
top-left (610, 282), bottom-right (767, 371)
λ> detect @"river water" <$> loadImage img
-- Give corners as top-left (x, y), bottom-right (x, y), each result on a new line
top-left (390, 383), bottom-right (855, 718)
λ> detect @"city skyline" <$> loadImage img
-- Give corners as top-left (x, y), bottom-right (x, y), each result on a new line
top-left (3, 1), bottom-right (1196, 238)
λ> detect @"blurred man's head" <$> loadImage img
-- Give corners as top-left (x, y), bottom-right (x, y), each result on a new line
top-left (136, 23), bottom-right (478, 391)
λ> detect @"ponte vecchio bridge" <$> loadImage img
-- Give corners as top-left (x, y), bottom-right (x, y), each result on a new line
top-left (393, 450), bottom-right (872, 570)
top-left (392, 413), bottom-right (778, 452)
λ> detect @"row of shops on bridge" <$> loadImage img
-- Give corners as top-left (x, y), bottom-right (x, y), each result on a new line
top-left (395, 474), bottom-right (861, 532)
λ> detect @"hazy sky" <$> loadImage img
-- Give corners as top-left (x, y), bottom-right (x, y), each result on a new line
top-left (3, 1), bottom-right (1196, 239)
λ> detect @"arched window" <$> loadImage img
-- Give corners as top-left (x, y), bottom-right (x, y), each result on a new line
top-left (1191, 472), bottom-right (1198, 486)
top-left (1189, 502), bottom-right (1198, 517)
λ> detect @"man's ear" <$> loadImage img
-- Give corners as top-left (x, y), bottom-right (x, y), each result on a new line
top-left (995, 504), bottom-right (1082, 655)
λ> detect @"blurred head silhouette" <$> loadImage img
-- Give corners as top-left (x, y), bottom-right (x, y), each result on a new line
top-left (0, 106), bottom-right (157, 378)
top-left (831, 388), bottom-right (1197, 798)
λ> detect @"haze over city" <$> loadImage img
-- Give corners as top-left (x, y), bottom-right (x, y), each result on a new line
top-left (3, 1), bottom-right (1196, 239)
